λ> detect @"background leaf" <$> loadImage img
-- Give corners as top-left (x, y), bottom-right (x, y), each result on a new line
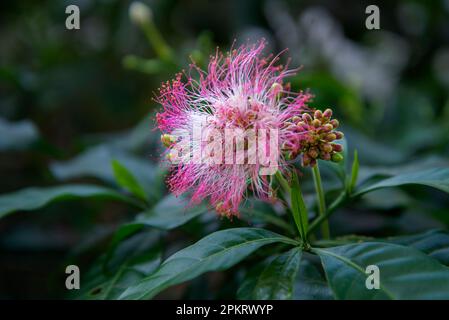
top-left (0, 184), bottom-right (140, 218)
top-left (112, 159), bottom-right (148, 202)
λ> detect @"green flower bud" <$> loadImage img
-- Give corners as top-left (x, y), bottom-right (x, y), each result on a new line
top-left (161, 134), bottom-right (176, 147)
top-left (331, 152), bottom-right (344, 163)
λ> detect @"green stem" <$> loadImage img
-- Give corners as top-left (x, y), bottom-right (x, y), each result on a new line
top-left (312, 163), bottom-right (330, 239)
top-left (308, 190), bottom-right (346, 235)
top-left (142, 20), bottom-right (174, 63)
top-left (275, 171), bottom-right (291, 195)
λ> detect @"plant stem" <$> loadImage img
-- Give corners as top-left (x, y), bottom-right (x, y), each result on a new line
top-left (308, 190), bottom-right (346, 234)
top-left (275, 170), bottom-right (291, 195)
top-left (312, 163), bottom-right (330, 239)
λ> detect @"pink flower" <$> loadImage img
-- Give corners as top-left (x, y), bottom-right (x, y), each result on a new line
top-left (156, 41), bottom-right (313, 217)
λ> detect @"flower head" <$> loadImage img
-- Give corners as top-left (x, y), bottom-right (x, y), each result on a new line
top-left (155, 41), bottom-right (341, 217)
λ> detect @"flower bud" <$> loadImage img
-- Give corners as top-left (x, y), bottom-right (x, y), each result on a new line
top-left (323, 123), bottom-right (333, 132)
top-left (129, 2), bottom-right (153, 26)
top-left (320, 152), bottom-right (331, 161)
top-left (302, 153), bottom-right (311, 166)
top-left (312, 119), bottom-right (321, 128)
top-left (161, 134), bottom-right (176, 147)
top-left (331, 153), bottom-right (343, 163)
top-left (314, 109), bottom-right (323, 119)
top-left (334, 131), bottom-right (344, 139)
top-left (330, 119), bottom-right (339, 128)
top-left (325, 133), bottom-right (337, 141)
top-left (323, 108), bottom-right (333, 119)
top-left (308, 148), bottom-right (319, 159)
top-left (302, 113), bottom-right (312, 124)
top-left (321, 143), bottom-right (333, 153)
top-left (332, 143), bottom-right (343, 152)
top-left (166, 152), bottom-right (176, 162)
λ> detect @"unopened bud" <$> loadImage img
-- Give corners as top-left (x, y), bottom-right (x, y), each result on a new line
top-left (312, 119), bottom-right (321, 128)
top-left (330, 119), bottom-right (339, 128)
top-left (321, 152), bottom-right (331, 161)
top-left (323, 108), bottom-right (333, 119)
top-left (325, 133), bottom-right (337, 141)
top-left (331, 153), bottom-right (343, 163)
top-left (314, 110), bottom-right (323, 119)
top-left (321, 143), bottom-right (333, 153)
top-left (302, 113), bottom-right (312, 124)
top-left (334, 131), bottom-right (344, 139)
top-left (161, 134), bottom-right (176, 147)
top-left (302, 154), bottom-right (311, 166)
top-left (323, 123), bottom-right (333, 132)
top-left (166, 152), bottom-right (176, 162)
top-left (308, 148), bottom-right (319, 159)
top-left (332, 143), bottom-right (343, 152)
top-left (129, 2), bottom-right (153, 26)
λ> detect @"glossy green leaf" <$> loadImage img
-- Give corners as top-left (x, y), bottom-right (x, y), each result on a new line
top-left (314, 242), bottom-right (449, 299)
top-left (355, 168), bottom-right (449, 196)
top-left (112, 159), bottom-right (147, 201)
top-left (294, 259), bottom-right (333, 300)
top-left (290, 171), bottom-right (309, 241)
top-left (348, 149), bottom-right (359, 194)
top-left (119, 228), bottom-right (298, 300)
top-left (0, 184), bottom-right (141, 219)
top-left (237, 248), bottom-right (301, 299)
top-left (386, 230), bottom-right (449, 266)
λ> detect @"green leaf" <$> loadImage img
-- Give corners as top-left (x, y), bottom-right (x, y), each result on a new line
top-left (112, 159), bottom-right (148, 202)
top-left (119, 228), bottom-right (298, 300)
top-left (294, 259), bottom-right (333, 300)
top-left (50, 146), bottom-right (160, 200)
top-left (290, 171), bottom-right (309, 241)
top-left (314, 242), bottom-right (449, 299)
top-left (237, 248), bottom-right (301, 299)
top-left (386, 230), bottom-right (449, 266)
top-left (355, 168), bottom-right (449, 196)
top-left (348, 149), bottom-right (359, 194)
top-left (135, 194), bottom-right (209, 230)
top-left (0, 184), bottom-right (141, 219)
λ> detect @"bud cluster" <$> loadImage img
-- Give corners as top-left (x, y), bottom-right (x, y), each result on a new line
top-left (283, 108), bottom-right (344, 167)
